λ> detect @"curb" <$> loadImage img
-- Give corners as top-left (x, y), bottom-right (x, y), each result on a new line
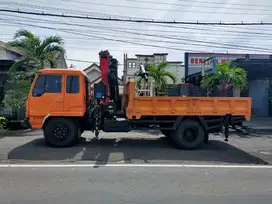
top-left (0, 129), bottom-right (36, 137)
top-left (242, 126), bottom-right (272, 135)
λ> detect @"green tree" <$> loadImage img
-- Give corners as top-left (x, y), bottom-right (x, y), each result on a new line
top-left (3, 71), bottom-right (32, 119)
top-left (3, 29), bottom-right (65, 118)
top-left (7, 29), bottom-right (65, 71)
top-left (201, 61), bottom-right (247, 96)
top-left (137, 62), bottom-right (176, 95)
top-left (0, 116), bottom-right (6, 132)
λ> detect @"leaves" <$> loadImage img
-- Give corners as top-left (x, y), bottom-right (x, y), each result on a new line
top-left (137, 62), bottom-right (176, 95)
top-left (4, 71), bottom-right (32, 111)
top-left (0, 116), bottom-right (6, 132)
top-left (8, 29), bottom-right (65, 70)
top-left (3, 29), bottom-right (65, 113)
top-left (201, 62), bottom-right (247, 95)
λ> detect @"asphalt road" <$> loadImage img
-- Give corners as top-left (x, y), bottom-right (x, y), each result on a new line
top-left (0, 166), bottom-right (272, 204)
top-left (1, 130), bottom-right (272, 165)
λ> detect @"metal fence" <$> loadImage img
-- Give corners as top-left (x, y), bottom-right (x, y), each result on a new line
top-left (166, 84), bottom-right (234, 97)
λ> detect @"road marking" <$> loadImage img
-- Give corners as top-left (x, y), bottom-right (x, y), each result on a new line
top-left (0, 164), bottom-right (272, 168)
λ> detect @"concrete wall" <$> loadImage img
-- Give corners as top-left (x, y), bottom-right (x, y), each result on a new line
top-left (125, 54), bottom-right (184, 85)
top-left (85, 69), bottom-right (100, 83)
top-left (0, 48), bottom-right (21, 61)
top-left (166, 62), bottom-right (184, 84)
top-left (126, 58), bottom-right (137, 76)
top-left (248, 79), bottom-right (269, 117)
top-left (125, 54), bottom-right (168, 80)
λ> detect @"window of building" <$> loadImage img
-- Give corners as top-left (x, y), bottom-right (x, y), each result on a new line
top-left (66, 76), bottom-right (79, 94)
top-left (132, 62), bottom-right (136, 68)
top-left (32, 75), bottom-right (62, 97)
top-left (128, 62), bottom-right (132, 67)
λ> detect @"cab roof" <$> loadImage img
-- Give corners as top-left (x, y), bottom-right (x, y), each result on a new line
top-left (39, 68), bottom-right (87, 76)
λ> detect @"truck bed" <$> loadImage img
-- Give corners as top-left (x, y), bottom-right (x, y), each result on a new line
top-left (124, 81), bottom-right (251, 120)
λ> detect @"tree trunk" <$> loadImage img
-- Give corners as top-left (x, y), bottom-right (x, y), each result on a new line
top-left (220, 80), bottom-right (228, 97)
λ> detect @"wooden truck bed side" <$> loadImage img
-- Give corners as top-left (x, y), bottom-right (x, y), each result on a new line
top-left (124, 81), bottom-right (251, 120)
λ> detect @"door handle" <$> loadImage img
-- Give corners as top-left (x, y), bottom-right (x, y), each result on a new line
top-left (56, 99), bottom-right (63, 103)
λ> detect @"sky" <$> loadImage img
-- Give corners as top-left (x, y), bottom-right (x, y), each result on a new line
top-left (0, 0), bottom-right (272, 76)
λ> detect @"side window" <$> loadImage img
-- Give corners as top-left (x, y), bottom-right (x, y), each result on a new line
top-left (45, 75), bottom-right (62, 93)
top-left (66, 76), bottom-right (79, 94)
top-left (32, 75), bottom-right (62, 97)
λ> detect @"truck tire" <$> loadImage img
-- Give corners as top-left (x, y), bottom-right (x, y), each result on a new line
top-left (171, 119), bottom-right (205, 150)
top-left (44, 118), bottom-right (79, 147)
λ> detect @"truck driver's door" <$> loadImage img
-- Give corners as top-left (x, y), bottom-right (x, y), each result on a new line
top-left (29, 74), bottom-right (64, 127)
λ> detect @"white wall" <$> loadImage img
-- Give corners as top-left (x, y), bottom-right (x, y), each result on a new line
top-left (166, 62), bottom-right (184, 84)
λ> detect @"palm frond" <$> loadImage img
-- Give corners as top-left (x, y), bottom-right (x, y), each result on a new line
top-left (44, 45), bottom-right (65, 54)
top-left (14, 29), bottom-right (36, 40)
top-left (162, 71), bottom-right (176, 84)
top-left (156, 62), bottom-right (168, 71)
top-left (39, 36), bottom-right (64, 53)
top-left (7, 39), bottom-right (29, 50)
top-left (200, 62), bottom-right (248, 91)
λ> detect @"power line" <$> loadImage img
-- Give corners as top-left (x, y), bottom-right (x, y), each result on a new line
top-left (70, 0), bottom-right (272, 13)
top-left (0, 1), bottom-right (137, 20)
top-left (0, 21), bottom-right (205, 52)
top-left (0, 1), bottom-right (160, 21)
top-left (2, 15), bottom-right (272, 54)
top-left (66, 58), bottom-right (126, 66)
top-left (2, 10), bottom-right (271, 53)
top-left (55, 0), bottom-right (272, 15)
top-left (0, 9), bottom-right (272, 25)
top-left (2, 18), bottom-right (272, 53)
top-left (5, 12), bottom-right (272, 38)
top-left (2, 18), bottom-right (271, 53)
top-left (66, 58), bottom-right (100, 64)
top-left (177, 0), bottom-right (272, 8)
top-left (4, 13), bottom-right (272, 44)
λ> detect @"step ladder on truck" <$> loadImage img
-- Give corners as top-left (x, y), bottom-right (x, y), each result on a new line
top-left (25, 50), bottom-right (252, 149)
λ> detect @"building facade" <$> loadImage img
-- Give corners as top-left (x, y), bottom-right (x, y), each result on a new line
top-left (83, 63), bottom-right (123, 94)
top-left (167, 61), bottom-right (184, 84)
top-left (184, 52), bottom-right (272, 117)
top-left (124, 53), bottom-right (184, 84)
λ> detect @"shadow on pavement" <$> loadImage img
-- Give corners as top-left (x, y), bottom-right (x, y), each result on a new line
top-left (7, 136), bottom-right (268, 165)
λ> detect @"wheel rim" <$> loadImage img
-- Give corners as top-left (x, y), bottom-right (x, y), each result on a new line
top-left (53, 124), bottom-right (68, 141)
top-left (183, 128), bottom-right (198, 142)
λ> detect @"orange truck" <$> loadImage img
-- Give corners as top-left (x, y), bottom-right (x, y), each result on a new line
top-left (25, 51), bottom-right (251, 149)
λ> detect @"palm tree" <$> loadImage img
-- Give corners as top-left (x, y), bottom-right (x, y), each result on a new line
top-left (201, 61), bottom-right (247, 96)
top-left (137, 62), bottom-right (176, 95)
top-left (3, 30), bottom-right (65, 120)
top-left (7, 29), bottom-right (65, 71)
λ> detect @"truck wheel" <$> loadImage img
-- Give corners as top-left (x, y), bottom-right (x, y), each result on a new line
top-left (44, 118), bottom-right (78, 147)
top-left (171, 119), bottom-right (204, 149)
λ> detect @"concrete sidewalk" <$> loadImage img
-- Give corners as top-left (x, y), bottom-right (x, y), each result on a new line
top-left (243, 117), bottom-right (272, 134)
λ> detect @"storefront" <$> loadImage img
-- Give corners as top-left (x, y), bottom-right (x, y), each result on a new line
top-left (184, 52), bottom-right (272, 117)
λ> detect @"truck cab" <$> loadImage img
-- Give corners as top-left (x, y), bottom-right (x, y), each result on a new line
top-left (26, 69), bottom-right (90, 129)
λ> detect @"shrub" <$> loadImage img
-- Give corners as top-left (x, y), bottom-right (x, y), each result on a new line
top-left (0, 116), bottom-right (6, 132)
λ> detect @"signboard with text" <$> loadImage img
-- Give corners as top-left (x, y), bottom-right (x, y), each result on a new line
top-left (185, 52), bottom-right (271, 76)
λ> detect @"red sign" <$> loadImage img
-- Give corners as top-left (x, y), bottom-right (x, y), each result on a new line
top-left (189, 57), bottom-right (233, 65)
